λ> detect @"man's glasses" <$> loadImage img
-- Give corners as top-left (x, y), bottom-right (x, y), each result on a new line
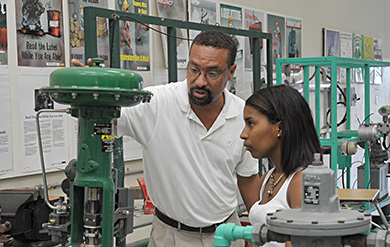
top-left (187, 66), bottom-right (229, 81)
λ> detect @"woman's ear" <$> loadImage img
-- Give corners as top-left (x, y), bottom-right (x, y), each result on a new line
top-left (277, 121), bottom-right (282, 138)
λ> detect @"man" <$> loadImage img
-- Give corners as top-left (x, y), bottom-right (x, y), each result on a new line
top-left (73, 30), bottom-right (259, 247)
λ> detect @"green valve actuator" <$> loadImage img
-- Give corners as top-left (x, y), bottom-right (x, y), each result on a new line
top-left (40, 58), bottom-right (152, 247)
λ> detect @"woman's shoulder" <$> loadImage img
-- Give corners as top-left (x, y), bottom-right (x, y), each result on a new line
top-left (288, 169), bottom-right (303, 188)
top-left (286, 169), bottom-right (303, 208)
top-left (260, 168), bottom-right (274, 184)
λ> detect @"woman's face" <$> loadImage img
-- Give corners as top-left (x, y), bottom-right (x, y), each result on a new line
top-left (240, 105), bottom-right (281, 160)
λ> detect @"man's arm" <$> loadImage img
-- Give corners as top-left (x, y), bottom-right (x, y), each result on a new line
top-left (237, 174), bottom-right (260, 212)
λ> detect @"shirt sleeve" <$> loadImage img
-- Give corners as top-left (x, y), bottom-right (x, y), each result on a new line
top-left (116, 86), bottom-right (159, 147)
top-left (236, 148), bottom-right (259, 177)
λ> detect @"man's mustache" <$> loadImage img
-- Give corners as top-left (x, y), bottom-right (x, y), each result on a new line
top-left (191, 86), bottom-right (211, 94)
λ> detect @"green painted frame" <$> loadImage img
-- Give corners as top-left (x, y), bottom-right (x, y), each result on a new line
top-left (276, 56), bottom-right (390, 190)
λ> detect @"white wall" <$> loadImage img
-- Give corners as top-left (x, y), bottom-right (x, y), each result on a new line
top-left (3, 0), bottom-right (390, 188)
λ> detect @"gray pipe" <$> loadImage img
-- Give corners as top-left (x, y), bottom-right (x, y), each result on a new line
top-left (36, 108), bottom-right (70, 210)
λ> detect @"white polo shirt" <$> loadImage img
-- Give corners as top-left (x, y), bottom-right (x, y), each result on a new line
top-left (117, 80), bottom-right (258, 227)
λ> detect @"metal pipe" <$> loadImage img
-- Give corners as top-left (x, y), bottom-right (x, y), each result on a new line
top-left (371, 221), bottom-right (385, 230)
top-left (373, 199), bottom-right (390, 231)
top-left (125, 169), bottom-right (144, 175)
top-left (36, 108), bottom-right (70, 210)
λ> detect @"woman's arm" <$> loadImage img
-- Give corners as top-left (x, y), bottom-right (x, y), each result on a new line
top-left (237, 174), bottom-right (260, 212)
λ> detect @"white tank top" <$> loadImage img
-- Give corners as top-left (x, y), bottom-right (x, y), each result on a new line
top-left (249, 168), bottom-right (301, 247)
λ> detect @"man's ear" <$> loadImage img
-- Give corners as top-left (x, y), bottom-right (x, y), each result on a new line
top-left (227, 64), bottom-right (237, 80)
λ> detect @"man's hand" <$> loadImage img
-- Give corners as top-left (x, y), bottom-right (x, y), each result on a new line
top-left (71, 58), bottom-right (93, 67)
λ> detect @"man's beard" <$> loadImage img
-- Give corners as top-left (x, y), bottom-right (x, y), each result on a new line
top-left (189, 86), bottom-right (213, 106)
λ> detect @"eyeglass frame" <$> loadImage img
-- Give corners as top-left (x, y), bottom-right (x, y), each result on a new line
top-left (186, 64), bottom-right (230, 81)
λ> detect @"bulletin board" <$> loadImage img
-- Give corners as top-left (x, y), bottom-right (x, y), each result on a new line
top-left (0, 66), bottom-right (12, 174)
top-left (18, 67), bottom-right (71, 173)
top-left (0, 0), bottom-right (146, 180)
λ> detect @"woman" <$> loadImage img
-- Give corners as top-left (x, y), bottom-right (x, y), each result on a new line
top-left (240, 85), bottom-right (322, 247)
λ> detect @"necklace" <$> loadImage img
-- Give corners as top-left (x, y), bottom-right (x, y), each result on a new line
top-left (267, 170), bottom-right (284, 197)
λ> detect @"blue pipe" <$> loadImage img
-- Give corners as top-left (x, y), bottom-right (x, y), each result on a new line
top-left (214, 223), bottom-right (254, 247)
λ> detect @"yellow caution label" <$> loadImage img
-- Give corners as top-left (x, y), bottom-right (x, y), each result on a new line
top-left (102, 135), bottom-right (114, 140)
top-left (101, 135), bottom-right (115, 153)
